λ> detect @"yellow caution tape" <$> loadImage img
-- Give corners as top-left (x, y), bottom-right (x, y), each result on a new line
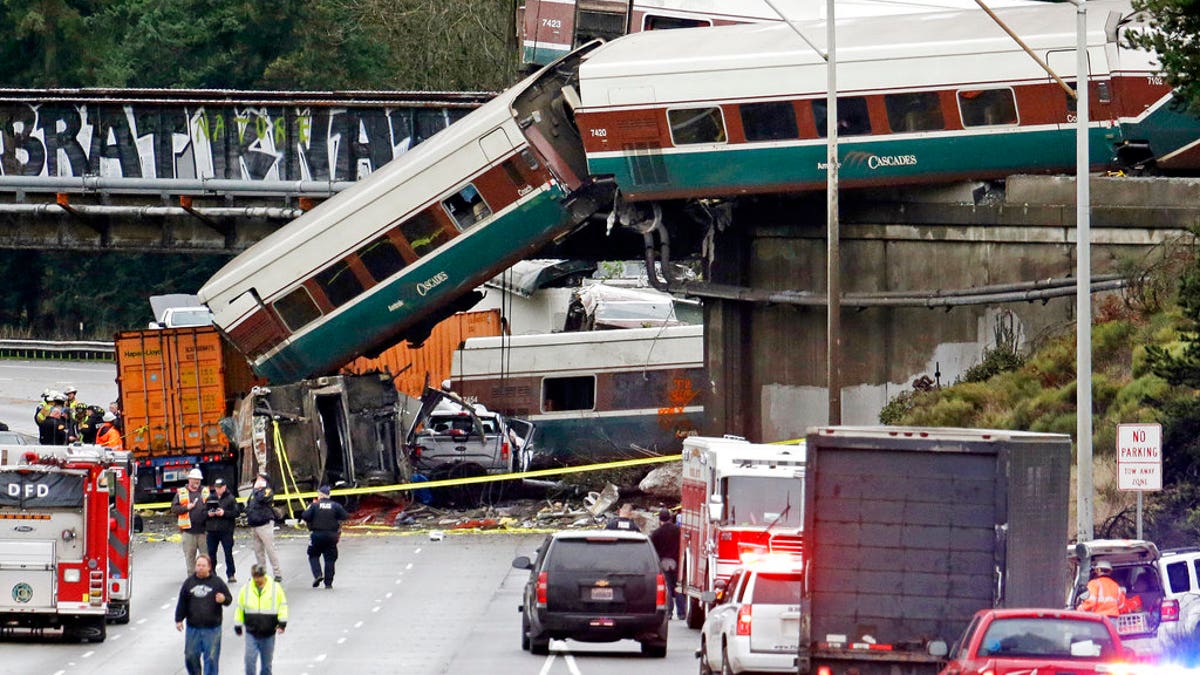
top-left (135, 453), bottom-right (680, 511)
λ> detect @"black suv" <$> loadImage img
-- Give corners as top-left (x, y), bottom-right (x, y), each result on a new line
top-left (513, 530), bottom-right (669, 657)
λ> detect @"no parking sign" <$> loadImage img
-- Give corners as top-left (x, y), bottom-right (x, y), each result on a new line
top-left (1117, 423), bottom-right (1162, 491)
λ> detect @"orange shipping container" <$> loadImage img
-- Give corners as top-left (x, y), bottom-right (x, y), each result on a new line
top-left (342, 310), bottom-right (502, 398)
top-left (115, 326), bottom-right (260, 458)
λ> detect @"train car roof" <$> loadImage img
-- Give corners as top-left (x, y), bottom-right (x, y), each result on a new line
top-left (198, 78), bottom-right (522, 305)
top-left (579, 0), bottom-right (1135, 104)
top-left (633, 0), bottom-right (1045, 23)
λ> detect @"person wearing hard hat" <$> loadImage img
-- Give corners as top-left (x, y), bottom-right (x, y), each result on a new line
top-left (1077, 560), bottom-right (1125, 617)
top-left (96, 411), bottom-right (123, 450)
top-left (171, 468), bottom-right (211, 576)
top-left (33, 389), bottom-right (54, 426)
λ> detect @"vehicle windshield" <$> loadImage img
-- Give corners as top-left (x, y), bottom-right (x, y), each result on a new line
top-left (548, 540), bottom-right (657, 574)
top-left (724, 477), bottom-right (802, 527)
top-left (427, 415), bottom-right (498, 434)
top-left (978, 618), bottom-right (1117, 659)
top-left (751, 572), bottom-right (802, 604)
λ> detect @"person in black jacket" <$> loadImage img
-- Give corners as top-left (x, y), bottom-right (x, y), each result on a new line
top-left (205, 478), bottom-right (240, 584)
top-left (245, 473), bottom-right (283, 582)
top-left (301, 485), bottom-right (349, 589)
top-left (175, 554), bottom-right (232, 675)
top-left (649, 509), bottom-right (685, 620)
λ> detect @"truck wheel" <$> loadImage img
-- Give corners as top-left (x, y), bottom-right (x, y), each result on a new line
top-left (685, 596), bottom-right (705, 629)
top-left (65, 617), bottom-right (106, 643)
top-left (529, 630), bottom-right (550, 655)
top-left (521, 613), bottom-right (530, 651)
top-left (720, 643), bottom-right (734, 675)
top-left (106, 600), bottom-right (130, 624)
top-left (640, 638), bottom-right (667, 658)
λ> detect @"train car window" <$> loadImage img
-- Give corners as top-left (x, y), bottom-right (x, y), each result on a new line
top-left (520, 148), bottom-right (541, 171)
top-left (884, 92), bottom-right (945, 132)
top-left (502, 159), bottom-right (530, 191)
top-left (400, 210), bottom-right (451, 257)
top-left (813, 97), bottom-right (872, 137)
top-left (358, 236), bottom-right (407, 282)
top-left (542, 375), bottom-right (596, 412)
top-left (273, 287), bottom-right (322, 332)
top-left (740, 101), bottom-right (799, 142)
top-left (958, 88), bottom-right (1018, 127)
top-left (442, 183), bottom-right (493, 230)
top-left (314, 260), bottom-right (365, 307)
top-left (667, 107), bottom-right (727, 145)
top-left (644, 15), bottom-right (711, 30)
top-left (575, 9), bottom-right (628, 46)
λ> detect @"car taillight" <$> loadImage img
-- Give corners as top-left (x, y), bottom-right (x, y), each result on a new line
top-left (412, 446), bottom-right (424, 458)
top-left (817, 668), bottom-right (832, 675)
top-left (736, 604), bottom-right (752, 636)
top-left (501, 442), bottom-right (510, 461)
top-left (536, 571), bottom-right (548, 607)
top-left (1162, 598), bottom-right (1180, 622)
top-left (656, 573), bottom-right (667, 608)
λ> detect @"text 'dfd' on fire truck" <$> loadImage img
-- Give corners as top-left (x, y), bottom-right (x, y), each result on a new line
top-left (0, 445), bottom-right (134, 642)
top-left (679, 436), bottom-right (805, 628)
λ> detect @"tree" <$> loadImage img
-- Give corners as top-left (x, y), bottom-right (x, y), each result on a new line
top-left (1129, 0), bottom-right (1200, 113)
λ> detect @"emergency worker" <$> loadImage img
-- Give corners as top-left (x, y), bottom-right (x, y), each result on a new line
top-left (172, 468), bottom-right (210, 576)
top-left (78, 405), bottom-right (105, 443)
top-left (245, 473), bottom-right (283, 581)
top-left (301, 485), bottom-right (349, 589)
top-left (234, 564), bottom-right (288, 675)
top-left (108, 401), bottom-right (124, 433)
top-left (606, 503), bottom-right (641, 532)
top-left (205, 478), bottom-right (239, 583)
top-left (38, 405), bottom-right (71, 445)
top-left (1077, 560), bottom-right (1125, 617)
top-left (34, 389), bottom-right (55, 426)
top-left (96, 411), bottom-right (123, 449)
top-left (63, 385), bottom-right (86, 417)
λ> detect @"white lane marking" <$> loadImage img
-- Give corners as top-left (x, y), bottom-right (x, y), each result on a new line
top-left (315, 654), bottom-right (327, 662)
top-left (354, 621), bottom-right (363, 629)
top-left (564, 653), bottom-right (583, 675)
top-left (371, 606), bottom-right (381, 613)
top-left (337, 637), bottom-right (346, 644)
top-left (405, 563), bottom-right (413, 570)
top-left (111, 633), bottom-right (122, 640)
top-left (137, 618), bottom-right (147, 625)
top-left (160, 603), bottom-right (171, 610)
top-left (538, 654), bottom-right (557, 675)
top-left (385, 592), bottom-right (393, 599)
top-left (82, 650), bottom-right (94, 658)
top-left (53, 671), bottom-right (65, 675)
top-left (394, 579), bottom-right (402, 585)
top-left (414, 548), bottom-right (422, 554)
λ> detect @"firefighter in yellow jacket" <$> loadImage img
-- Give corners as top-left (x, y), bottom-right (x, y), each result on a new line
top-left (234, 564), bottom-right (288, 675)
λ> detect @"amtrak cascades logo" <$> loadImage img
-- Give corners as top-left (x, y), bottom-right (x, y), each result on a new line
top-left (867, 154), bottom-right (918, 170)
top-left (416, 271), bottom-right (449, 297)
top-left (12, 582), bottom-right (32, 603)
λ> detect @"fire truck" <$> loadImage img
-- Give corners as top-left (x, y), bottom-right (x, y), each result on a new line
top-left (679, 435), bottom-right (805, 628)
top-left (0, 444), bottom-right (134, 642)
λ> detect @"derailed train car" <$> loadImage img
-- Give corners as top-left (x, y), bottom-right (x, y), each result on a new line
top-left (239, 372), bottom-right (414, 497)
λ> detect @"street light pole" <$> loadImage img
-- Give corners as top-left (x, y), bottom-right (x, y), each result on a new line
top-left (825, 0), bottom-right (841, 425)
top-left (1074, 0), bottom-right (1094, 542)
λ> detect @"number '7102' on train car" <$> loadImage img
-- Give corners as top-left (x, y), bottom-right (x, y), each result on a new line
top-left (571, 0), bottom-right (1200, 201)
top-left (198, 45), bottom-right (613, 383)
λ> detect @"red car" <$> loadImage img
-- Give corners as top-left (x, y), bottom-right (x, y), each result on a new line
top-left (941, 608), bottom-right (1136, 675)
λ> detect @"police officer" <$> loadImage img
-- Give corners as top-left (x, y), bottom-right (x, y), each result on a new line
top-left (301, 485), bottom-right (349, 589)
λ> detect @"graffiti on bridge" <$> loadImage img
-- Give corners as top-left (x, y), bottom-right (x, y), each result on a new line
top-left (0, 102), bottom-right (471, 182)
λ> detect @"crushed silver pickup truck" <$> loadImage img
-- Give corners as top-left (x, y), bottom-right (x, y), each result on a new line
top-left (405, 387), bottom-right (534, 478)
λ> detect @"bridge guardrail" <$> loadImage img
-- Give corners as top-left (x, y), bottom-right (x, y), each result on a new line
top-left (0, 339), bottom-right (114, 361)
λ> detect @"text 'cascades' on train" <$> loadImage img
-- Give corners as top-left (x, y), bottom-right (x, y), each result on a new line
top-left (572, 0), bottom-right (1200, 201)
top-left (198, 46), bottom-right (613, 383)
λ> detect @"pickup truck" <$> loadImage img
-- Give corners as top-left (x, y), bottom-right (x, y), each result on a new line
top-left (406, 387), bottom-right (533, 477)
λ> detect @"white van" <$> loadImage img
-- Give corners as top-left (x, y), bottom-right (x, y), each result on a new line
top-left (1067, 539), bottom-right (1179, 657)
top-left (1155, 547), bottom-right (1200, 654)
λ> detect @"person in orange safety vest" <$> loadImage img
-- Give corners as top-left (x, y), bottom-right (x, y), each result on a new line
top-left (1077, 560), bottom-right (1125, 617)
top-left (96, 411), bottom-right (123, 450)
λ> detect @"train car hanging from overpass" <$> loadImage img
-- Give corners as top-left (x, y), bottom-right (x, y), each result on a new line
top-left (198, 45), bottom-right (613, 384)
top-left (572, 0), bottom-right (1200, 202)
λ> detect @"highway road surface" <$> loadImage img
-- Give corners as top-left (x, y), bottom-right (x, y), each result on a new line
top-left (3, 527), bottom-right (702, 674)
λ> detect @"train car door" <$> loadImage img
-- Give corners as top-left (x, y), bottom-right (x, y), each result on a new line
top-left (1046, 49), bottom-right (1113, 166)
top-left (574, 1), bottom-right (632, 47)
